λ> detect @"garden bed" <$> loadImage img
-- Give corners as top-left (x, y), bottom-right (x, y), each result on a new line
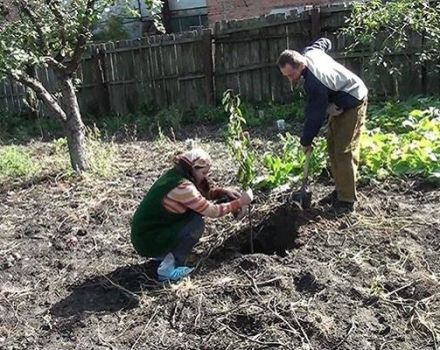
top-left (0, 133), bottom-right (439, 349)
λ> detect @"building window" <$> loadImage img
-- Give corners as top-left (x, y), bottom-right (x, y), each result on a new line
top-left (170, 14), bottom-right (208, 32)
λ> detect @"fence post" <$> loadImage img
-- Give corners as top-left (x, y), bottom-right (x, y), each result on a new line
top-left (310, 7), bottom-right (321, 41)
top-left (201, 29), bottom-right (215, 105)
top-left (92, 46), bottom-right (111, 116)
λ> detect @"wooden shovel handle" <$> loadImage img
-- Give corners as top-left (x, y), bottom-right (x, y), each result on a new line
top-left (302, 149), bottom-right (312, 189)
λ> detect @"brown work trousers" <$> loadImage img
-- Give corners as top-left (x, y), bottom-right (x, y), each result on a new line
top-left (327, 99), bottom-right (367, 203)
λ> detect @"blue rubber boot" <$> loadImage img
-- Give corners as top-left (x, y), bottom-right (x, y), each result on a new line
top-left (158, 266), bottom-right (194, 282)
top-left (157, 253), bottom-right (194, 282)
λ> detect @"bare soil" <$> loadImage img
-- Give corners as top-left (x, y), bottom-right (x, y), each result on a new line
top-left (1, 134), bottom-right (439, 350)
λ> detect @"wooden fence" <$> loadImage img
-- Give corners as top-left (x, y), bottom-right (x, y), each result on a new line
top-left (1, 4), bottom-right (439, 116)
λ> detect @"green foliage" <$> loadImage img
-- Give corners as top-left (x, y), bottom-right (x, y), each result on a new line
top-left (259, 133), bottom-right (327, 189)
top-left (361, 107), bottom-right (440, 182)
top-left (264, 99), bottom-right (305, 123)
top-left (367, 96), bottom-right (440, 132)
top-left (259, 97), bottom-right (440, 190)
top-left (86, 126), bottom-right (118, 177)
top-left (0, 126), bottom-right (118, 183)
top-left (153, 106), bottom-right (184, 130)
top-left (237, 99), bottom-right (305, 128)
top-left (341, 0), bottom-right (440, 91)
top-left (223, 90), bottom-right (257, 189)
top-left (0, 146), bottom-right (39, 180)
top-left (0, 112), bottom-right (63, 143)
top-left (189, 105), bottom-right (227, 124)
top-left (360, 132), bottom-right (399, 179)
top-left (0, 1), bottom-right (164, 78)
top-left (93, 15), bottom-right (129, 42)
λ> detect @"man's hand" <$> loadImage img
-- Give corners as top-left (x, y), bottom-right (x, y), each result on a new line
top-left (327, 103), bottom-right (343, 117)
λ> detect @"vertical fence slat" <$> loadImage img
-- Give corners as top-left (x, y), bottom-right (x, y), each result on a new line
top-left (0, 4), bottom-right (437, 116)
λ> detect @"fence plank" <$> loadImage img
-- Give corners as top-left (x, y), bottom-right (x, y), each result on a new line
top-left (1, 4), bottom-right (439, 116)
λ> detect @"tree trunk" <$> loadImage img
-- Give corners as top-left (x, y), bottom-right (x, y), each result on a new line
top-left (60, 77), bottom-right (89, 172)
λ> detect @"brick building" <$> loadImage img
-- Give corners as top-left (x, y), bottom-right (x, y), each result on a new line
top-left (162, 0), bottom-right (344, 32)
top-left (206, 0), bottom-right (341, 24)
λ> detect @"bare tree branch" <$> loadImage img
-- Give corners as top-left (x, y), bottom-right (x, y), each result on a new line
top-left (11, 71), bottom-right (67, 123)
top-left (45, 56), bottom-right (67, 71)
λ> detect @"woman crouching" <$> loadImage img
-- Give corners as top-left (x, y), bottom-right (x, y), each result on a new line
top-left (131, 148), bottom-right (252, 282)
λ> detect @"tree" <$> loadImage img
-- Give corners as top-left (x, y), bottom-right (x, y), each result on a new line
top-left (341, 0), bottom-right (440, 96)
top-left (0, 0), bottom-right (163, 171)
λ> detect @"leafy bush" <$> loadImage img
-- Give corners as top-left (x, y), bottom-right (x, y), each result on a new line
top-left (189, 105), bottom-right (227, 124)
top-left (361, 109), bottom-right (440, 182)
top-left (367, 96), bottom-right (440, 132)
top-left (153, 106), bottom-right (184, 130)
top-left (93, 16), bottom-right (129, 42)
top-left (341, 0), bottom-right (440, 97)
top-left (258, 133), bottom-right (327, 189)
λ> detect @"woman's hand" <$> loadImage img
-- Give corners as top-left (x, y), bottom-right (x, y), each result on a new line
top-left (238, 188), bottom-right (253, 206)
top-left (223, 188), bottom-right (241, 200)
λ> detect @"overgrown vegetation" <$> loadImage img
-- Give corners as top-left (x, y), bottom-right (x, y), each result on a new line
top-left (50, 126), bottom-right (119, 178)
top-left (223, 95), bottom-right (440, 189)
top-left (0, 127), bottom-right (118, 183)
top-left (1, 96), bottom-right (439, 186)
top-left (0, 146), bottom-right (39, 180)
top-left (0, 0), bottom-right (164, 171)
top-left (341, 0), bottom-right (440, 96)
top-left (0, 99), bottom-right (304, 143)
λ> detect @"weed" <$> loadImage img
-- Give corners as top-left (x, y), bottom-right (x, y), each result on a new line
top-left (0, 146), bottom-right (39, 180)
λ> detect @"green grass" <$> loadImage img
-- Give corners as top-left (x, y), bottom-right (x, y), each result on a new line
top-left (0, 146), bottom-right (40, 180)
top-left (0, 127), bottom-right (119, 183)
top-left (1, 95), bottom-right (439, 186)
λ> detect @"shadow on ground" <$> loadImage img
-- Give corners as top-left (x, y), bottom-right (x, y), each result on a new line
top-left (50, 261), bottom-right (161, 320)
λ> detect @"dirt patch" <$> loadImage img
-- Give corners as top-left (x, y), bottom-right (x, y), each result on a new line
top-left (294, 271), bottom-right (324, 295)
top-left (242, 203), bottom-right (300, 255)
top-left (0, 137), bottom-right (439, 350)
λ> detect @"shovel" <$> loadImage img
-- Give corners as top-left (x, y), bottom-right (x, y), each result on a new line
top-left (290, 149), bottom-right (313, 209)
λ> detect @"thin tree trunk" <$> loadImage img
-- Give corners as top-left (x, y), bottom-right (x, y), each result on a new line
top-left (60, 77), bottom-right (89, 172)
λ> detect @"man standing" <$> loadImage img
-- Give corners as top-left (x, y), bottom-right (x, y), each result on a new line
top-left (277, 38), bottom-right (368, 213)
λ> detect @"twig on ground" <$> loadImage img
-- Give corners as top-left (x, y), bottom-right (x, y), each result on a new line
top-left (131, 307), bottom-right (160, 350)
top-left (384, 281), bottom-right (415, 298)
top-left (291, 310), bottom-right (313, 350)
top-left (103, 275), bottom-right (140, 301)
top-left (331, 320), bottom-right (356, 350)
top-left (216, 319), bottom-right (286, 347)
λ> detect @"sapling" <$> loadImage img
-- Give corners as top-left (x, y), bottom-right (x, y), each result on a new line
top-left (222, 90), bottom-right (257, 252)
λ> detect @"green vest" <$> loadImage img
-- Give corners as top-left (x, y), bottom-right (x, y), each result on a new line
top-left (131, 168), bottom-right (192, 257)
